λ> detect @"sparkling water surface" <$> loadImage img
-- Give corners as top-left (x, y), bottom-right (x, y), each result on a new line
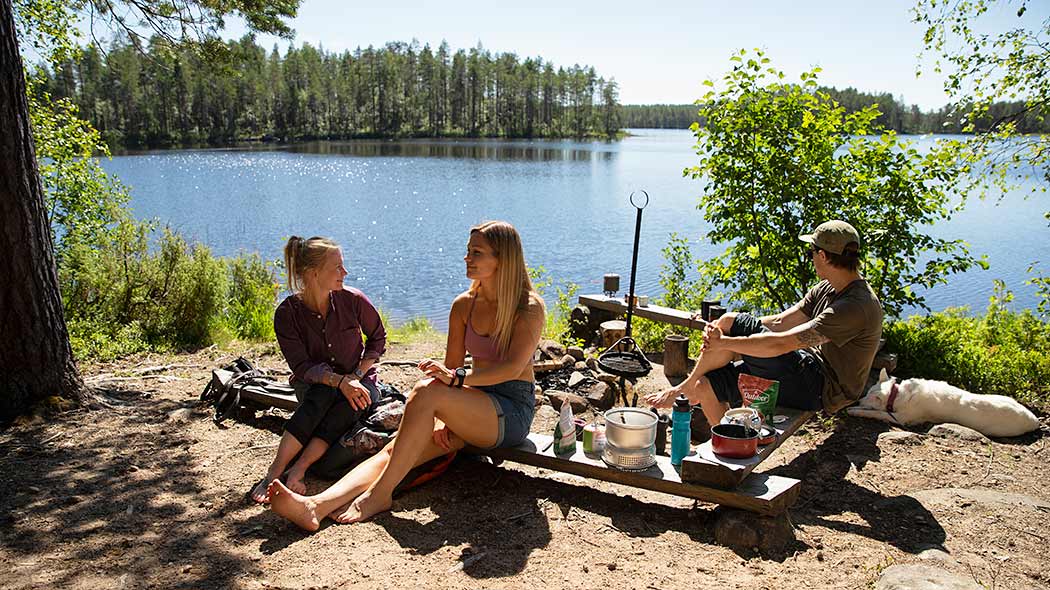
top-left (100, 130), bottom-right (1049, 329)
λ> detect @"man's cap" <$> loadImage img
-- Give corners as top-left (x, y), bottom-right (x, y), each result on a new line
top-left (799, 220), bottom-right (860, 255)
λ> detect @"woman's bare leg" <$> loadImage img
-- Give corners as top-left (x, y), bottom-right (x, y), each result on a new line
top-left (341, 379), bottom-right (499, 523)
top-left (268, 426), bottom-right (462, 531)
top-left (283, 437), bottom-right (330, 494)
top-left (250, 431), bottom-right (304, 503)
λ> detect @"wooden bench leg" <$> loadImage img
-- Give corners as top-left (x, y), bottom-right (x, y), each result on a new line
top-left (713, 507), bottom-right (796, 554)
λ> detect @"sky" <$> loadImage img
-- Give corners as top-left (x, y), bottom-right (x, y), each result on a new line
top-left (202, 0), bottom-right (1047, 111)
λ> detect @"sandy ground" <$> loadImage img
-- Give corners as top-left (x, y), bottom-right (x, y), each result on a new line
top-left (1, 340), bottom-right (1048, 590)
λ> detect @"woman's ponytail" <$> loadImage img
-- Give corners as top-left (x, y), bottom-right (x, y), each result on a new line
top-left (284, 235), bottom-right (339, 292)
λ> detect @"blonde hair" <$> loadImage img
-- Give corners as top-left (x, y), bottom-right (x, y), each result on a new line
top-left (468, 221), bottom-right (544, 355)
top-left (283, 236), bottom-right (340, 292)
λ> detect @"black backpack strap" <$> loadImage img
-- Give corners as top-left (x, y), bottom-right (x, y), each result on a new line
top-left (211, 367), bottom-right (258, 424)
top-left (213, 386), bottom-right (241, 424)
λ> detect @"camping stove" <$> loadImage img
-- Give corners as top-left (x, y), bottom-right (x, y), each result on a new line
top-left (601, 439), bottom-right (657, 471)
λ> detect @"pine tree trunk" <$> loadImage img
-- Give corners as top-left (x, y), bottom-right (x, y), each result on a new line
top-left (0, 0), bottom-right (83, 422)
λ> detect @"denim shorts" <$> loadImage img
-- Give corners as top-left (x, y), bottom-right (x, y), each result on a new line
top-left (705, 313), bottom-right (824, 411)
top-left (476, 380), bottom-right (535, 449)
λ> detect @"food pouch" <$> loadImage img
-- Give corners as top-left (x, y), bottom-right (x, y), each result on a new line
top-left (738, 374), bottom-right (780, 424)
top-left (553, 399), bottom-right (577, 455)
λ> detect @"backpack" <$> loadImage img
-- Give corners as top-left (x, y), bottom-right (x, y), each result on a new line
top-left (200, 357), bottom-right (297, 424)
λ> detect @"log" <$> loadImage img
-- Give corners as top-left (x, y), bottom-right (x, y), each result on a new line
top-left (600, 320), bottom-right (626, 349)
top-left (663, 334), bottom-right (690, 378)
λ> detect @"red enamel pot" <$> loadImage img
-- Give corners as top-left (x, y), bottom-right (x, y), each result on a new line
top-left (710, 423), bottom-right (758, 458)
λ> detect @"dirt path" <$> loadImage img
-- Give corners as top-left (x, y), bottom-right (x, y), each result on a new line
top-left (1, 342), bottom-right (1047, 589)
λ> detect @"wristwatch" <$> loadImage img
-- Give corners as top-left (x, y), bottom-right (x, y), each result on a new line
top-left (353, 367), bottom-right (365, 379)
top-left (453, 367), bottom-right (467, 388)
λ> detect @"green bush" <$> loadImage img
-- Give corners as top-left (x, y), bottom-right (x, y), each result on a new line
top-left (228, 254), bottom-right (280, 341)
top-left (528, 265), bottom-right (579, 343)
top-left (388, 316), bottom-right (442, 344)
top-left (60, 219), bottom-right (280, 360)
top-left (632, 233), bottom-right (706, 355)
top-left (884, 284), bottom-right (1050, 411)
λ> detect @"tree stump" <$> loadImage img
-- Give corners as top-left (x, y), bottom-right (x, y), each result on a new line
top-left (663, 334), bottom-right (690, 378)
top-left (600, 320), bottom-right (626, 350)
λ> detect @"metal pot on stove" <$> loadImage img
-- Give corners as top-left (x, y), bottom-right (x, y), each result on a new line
top-left (602, 408), bottom-right (658, 471)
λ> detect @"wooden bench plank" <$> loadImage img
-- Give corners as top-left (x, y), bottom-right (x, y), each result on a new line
top-left (471, 433), bottom-right (801, 516)
top-left (579, 294), bottom-right (708, 331)
top-left (680, 408), bottom-right (816, 489)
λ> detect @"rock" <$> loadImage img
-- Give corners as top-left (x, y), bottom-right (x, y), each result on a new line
top-left (595, 371), bottom-right (619, 385)
top-left (545, 390), bottom-right (588, 414)
top-left (573, 361), bottom-right (588, 371)
top-left (871, 352), bottom-right (898, 373)
top-left (567, 371), bottom-right (587, 388)
top-left (534, 405), bottom-right (560, 426)
top-left (576, 381), bottom-right (616, 411)
top-left (928, 423), bottom-right (988, 442)
top-left (875, 564), bottom-right (982, 590)
top-left (917, 547), bottom-right (953, 562)
top-left (534, 393), bottom-right (547, 407)
top-left (567, 346), bottom-right (585, 361)
top-left (878, 431), bottom-right (923, 445)
top-left (690, 408), bottom-right (711, 443)
top-left (585, 357), bottom-right (598, 371)
top-left (167, 408), bottom-right (194, 423)
top-left (560, 354), bottom-right (576, 368)
top-left (539, 340), bottom-right (566, 360)
top-left (713, 509), bottom-right (794, 554)
top-left (569, 305), bottom-right (594, 343)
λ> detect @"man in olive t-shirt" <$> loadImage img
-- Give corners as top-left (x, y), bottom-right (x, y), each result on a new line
top-left (646, 220), bottom-right (884, 426)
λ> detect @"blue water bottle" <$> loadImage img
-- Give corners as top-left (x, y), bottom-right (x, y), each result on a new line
top-left (670, 394), bottom-right (692, 466)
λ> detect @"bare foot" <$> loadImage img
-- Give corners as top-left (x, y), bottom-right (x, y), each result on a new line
top-left (342, 489), bottom-right (392, 523)
top-left (284, 466), bottom-right (308, 495)
top-left (329, 500), bottom-right (356, 524)
top-left (267, 480), bottom-right (322, 532)
top-left (249, 476), bottom-right (275, 504)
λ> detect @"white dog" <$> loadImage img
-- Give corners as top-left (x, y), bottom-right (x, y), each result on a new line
top-left (847, 369), bottom-right (1040, 438)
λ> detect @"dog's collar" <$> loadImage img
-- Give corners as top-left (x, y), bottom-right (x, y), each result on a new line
top-left (886, 379), bottom-right (901, 413)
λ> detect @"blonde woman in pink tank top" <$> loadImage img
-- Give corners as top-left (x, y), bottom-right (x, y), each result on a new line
top-left (266, 221), bottom-right (546, 530)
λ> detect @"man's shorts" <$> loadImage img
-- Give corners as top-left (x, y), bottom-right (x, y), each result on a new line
top-left (705, 313), bottom-right (825, 411)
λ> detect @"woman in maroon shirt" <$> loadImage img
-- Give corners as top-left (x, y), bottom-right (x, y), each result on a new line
top-left (249, 236), bottom-right (386, 503)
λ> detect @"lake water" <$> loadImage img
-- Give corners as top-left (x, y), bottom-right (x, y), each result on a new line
top-left (100, 129), bottom-right (1049, 329)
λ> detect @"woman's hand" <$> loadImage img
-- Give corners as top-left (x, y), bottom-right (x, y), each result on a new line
top-left (339, 378), bottom-right (372, 410)
top-left (432, 419), bottom-right (454, 451)
top-left (417, 359), bottom-right (454, 386)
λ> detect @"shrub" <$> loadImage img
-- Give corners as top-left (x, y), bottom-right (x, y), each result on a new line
top-left (228, 254), bottom-right (280, 341)
top-left (528, 265), bottom-right (579, 343)
top-left (388, 316), bottom-right (442, 344)
top-left (883, 283), bottom-right (1050, 411)
top-left (632, 234), bottom-right (706, 355)
top-left (60, 219), bottom-right (280, 360)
